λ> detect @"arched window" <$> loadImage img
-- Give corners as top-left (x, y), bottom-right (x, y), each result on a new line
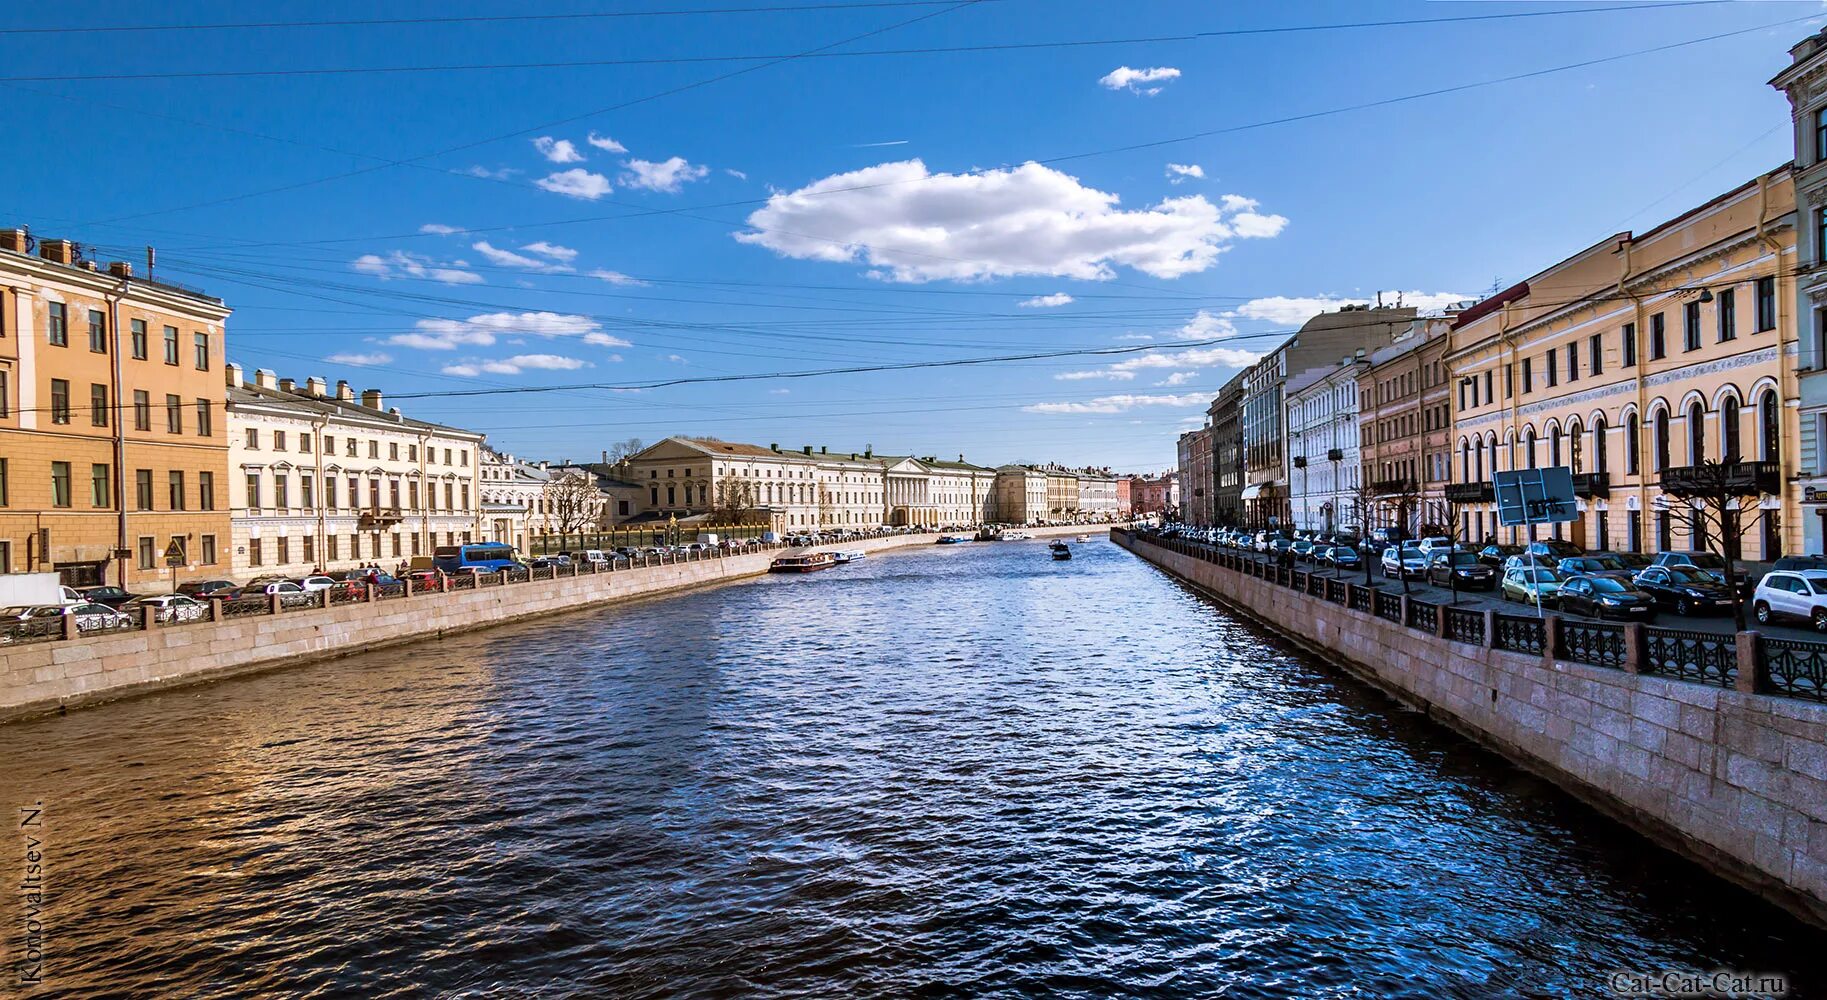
top-left (1475, 438), bottom-right (1485, 480)
top-left (1568, 419), bottom-right (1583, 471)
top-left (1654, 410), bottom-right (1671, 471)
top-left (1759, 390), bottom-right (1779, 462)
top-left (1687, 400), bottom-right (1706, 465)
top-left (1592, 415), bottom-right (1608, 476)
top-left (1722, 397), bottom-right (1741, 464)
top-left (1549, 426), bottom-right (1562, 468)
top-left (1460, 440), bottom-right (1470, 482)
top-left (1626, 413), bottom-right (1640, 475)
top-left (1526, 428), bottom-right (1538, 469)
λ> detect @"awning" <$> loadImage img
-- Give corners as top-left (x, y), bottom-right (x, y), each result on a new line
top-left (1239, 484), bottom-right (1263, 501)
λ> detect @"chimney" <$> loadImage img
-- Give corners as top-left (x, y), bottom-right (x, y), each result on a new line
top-left (388, 407), bottom-right (401, 417)
top-left (306, 376), bottom-right (327, 397)
top-left (224, 362), bottom-right (244, 387)
top-left (107, 261), bottom-right (133, 279)
top-left (864, 446), bottom-right (872, 458)
top-left (254, 368), bottom-right (278, 390)
top-left (602, 450), bottom-right (609, 464)
top-left (958, 454), bottom-right (964, 463)
top-left (80, 261), bottom-right (99, 272)
top-left (335, 379), bottom-right (354, 402)
top-left (360, 388), bottom-right (383, 409)
top-left (277, 377), bottom-right (296, 393)
top-left (0, 229), bottom-right (27, 254)
top-left (802, 445), bottom-right (812, 455)
top-left (37, 239), bottom-right (74, 265)
top-left (770, 443), bottom-right (779, 452)
top-left (820, 445), bottom-right (827, 454)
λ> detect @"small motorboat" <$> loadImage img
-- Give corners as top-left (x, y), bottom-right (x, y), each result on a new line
top-left (1050, 541), bottom-right (1072, 561)
top-left (1075, 534), bottom-right (1091, 543)
top-left (935, 535), bottom-right (969, 545)
top-left (1002, 531), bottom-right (1031, 541)
top-left (770, 552), bottom-right (837, 573)
top-left (831, 550), bottom-right (866, 564)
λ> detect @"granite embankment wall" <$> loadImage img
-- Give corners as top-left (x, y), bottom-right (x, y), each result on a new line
top-left (1115, 530), bottom-right (1827, 927)
top-left (0, 524), bottom-right (1097, 723)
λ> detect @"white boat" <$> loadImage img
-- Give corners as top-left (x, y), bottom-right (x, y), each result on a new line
top-left (832, 550), bottom-right (866, 564)
top-left (1075, 534), bottom-right (1091, 543)
top-left (1002, 532), bottom-right (1031, 541)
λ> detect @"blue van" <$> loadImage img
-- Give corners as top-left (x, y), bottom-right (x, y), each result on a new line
top-left (432, 543), bottom-right (520, 574)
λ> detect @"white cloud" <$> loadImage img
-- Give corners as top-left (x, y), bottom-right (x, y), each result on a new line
top-left (1024, 392), bottom-right (1209, 414)
top-left (1166, 163), bottom-right (1205, 184)
top-left (1157, 371), bottom-right (1200, 386)
top-left (520, 241), bottom-right (578, 263)
top-left (462, 165), bottom-right (519, 180)
top-left (662, 353), bottom-right (688, 364)
top-left (1231, 290), bottom-right (1470, 327)
top-left (586, 131), bottom-right (627, 153)
top-left (442, 353), bottom-right (592, 377)
top-left (386, 311), bottom-right (604, 350)
top-left (1114, 333), bottom-right (1153, 342)
top-left (1018, 293), bottom-right (1074, 308)
top-left (1110, 345), bottom-right (1260, 375)
top-left (419, 223), bottom-right (462, 235)
top-left (350, 250), bottom-right (483, 285)
top-left (1179, 308), bottom-right (1238, 339)
top-left (1054, 369), bottom-right (1132, 381)
top-left (588, 268), bottom-right (649, 286)
top-left (533, 136), bottom-right (585, 164)
top-left (725, 168), bottom-right (748, 181)
top-left (583, 331), bottom-right (633, 347)
top-left (737, 159), bottom-right (1286, 283)
top-left (472, 240), bottom-right (574, 273)
top-left (535, 168), bottom-right (613, 200)
top-left (769, 388), bottom-right (791, 395)
top-left (620, 156), bottom-right (710, 193)
top-left (1099, 65), bottom-right (1181, 95)
top-left (325, 352), bottom-right (392, 367)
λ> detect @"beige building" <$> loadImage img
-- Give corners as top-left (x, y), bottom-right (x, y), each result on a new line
top-left (226, 368), bottom-right (484, 576)
top-left (1446, 168), bottom-right (1798, 557)
top-left (479, 449), bottom-right (548, 551)
top-left (1076, 471), bottom-right (1120, 519)
top-left (0, 232), bottom-right (232, 589)
top-left (993, 465), bottom-right (1049, 524)
top-left (1360, 316), bottom-right (1457, 536)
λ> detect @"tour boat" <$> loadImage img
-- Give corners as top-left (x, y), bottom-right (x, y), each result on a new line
top-left (1050, 542), bottom-right (1072, 561)
top-left (770, 552), bottom-right (837, 573)
top-left (831, 550), bottom-right (866, 564)
top-left (1002, 531), bottom-right (1031, 541)
top-left (935, 535), bottom-right (969, 545)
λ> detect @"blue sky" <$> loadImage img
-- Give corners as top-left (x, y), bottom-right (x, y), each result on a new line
top-left (1, 0), bottom-right (1816, 470)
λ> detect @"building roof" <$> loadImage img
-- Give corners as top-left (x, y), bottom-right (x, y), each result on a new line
top-left (674, 437), bottom-right (815, 460)
top-left (227, 381), bottom-right (484, 439)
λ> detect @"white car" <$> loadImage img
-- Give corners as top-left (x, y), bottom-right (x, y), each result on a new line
top-left (297, 575), bottom-right (338, 592)
top-left (0, 602), bottom-right (133, 635)
top-left (124, 594), bottom-right (209, 624)
top-left (1381, 545), bottom-right (1427, 580)
top-left (1752, 570), bottom-right (1827, 632)
top-left (1415, 537), bottom-right (1453, 557)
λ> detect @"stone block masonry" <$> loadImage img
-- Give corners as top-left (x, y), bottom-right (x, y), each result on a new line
top-left (1114, 529), bottom-right (1827, 929)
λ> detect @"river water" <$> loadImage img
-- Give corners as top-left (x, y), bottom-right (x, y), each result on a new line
top-left (0, 538), bottom-right (1820, 998)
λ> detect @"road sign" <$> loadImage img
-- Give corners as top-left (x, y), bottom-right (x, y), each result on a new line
top-left (162, 538), bottom-right (187, 566)
top-left (1494, 467), bottom-right (1576, 527)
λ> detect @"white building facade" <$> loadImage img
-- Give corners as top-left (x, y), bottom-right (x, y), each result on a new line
top-left (1283, 359), bottom-right (1366, 534)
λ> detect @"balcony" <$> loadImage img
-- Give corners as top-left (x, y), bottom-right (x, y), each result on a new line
top-left (1327, 448), bottom-right (1344, 462)
top-left (1659, 460), bottom-right (1781, 498)
top-left (1292, 456), bottom-right (1307, 469)
top-left (357, 505), bottom-right (405, 528)
top-left (1572, 472), bottom-right (1611, 498)
top-left (1444, 481), bottom-right (1494, 503)
top-left (1372, 477), bottom-right (1418, 497)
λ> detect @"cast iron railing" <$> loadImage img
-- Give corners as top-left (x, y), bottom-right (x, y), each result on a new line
top-left (1642, 628), bottom-right (1736, 688)
top-left (1444, 606), bottom-right (1485, 645)
top-left (1, 618), bottom-right (65, 645)
top-left (1374, 590), bottom-right (1403, 624)
top-left (1558, 621), bottom-right (1627, 669)
top-left (1493, 614), bottom-right (1546, 655)
top-left (1406, 599), bottom-right (1438, 633)
top-left (1755, 637), bottom-right (1827, 703)
top-left (1348, 586), bottom-right (1372, 613)
top-left (221, 596), bottom-right (270, 619)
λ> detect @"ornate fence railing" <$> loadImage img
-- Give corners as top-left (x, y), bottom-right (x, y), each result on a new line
top-left (1406, 599), bottom-right (1438, 634)
top-left (1641, 629), bottom-right (1736, 689)
top-left (329, 587), bottom-right (366, 606)
top-left (1492, 614), bottom-right (1546, 655)
top-left (0, 618), bottom-right (66, 646)
top-left (1373, 590), bottom-right (1403, 624)
top-left (375, 582), bottom-right (407, 601)
top-left (1444, 606), bottom-right (1485, 646)
top-left (220, 596), bottom-right (271, 619)
top-left (1759, 637), bottom-right (1827, 704)
top-left (1558, 621), bottom-right (1627, 669)
top-left (1347, 586), bottom-right (1372, 613)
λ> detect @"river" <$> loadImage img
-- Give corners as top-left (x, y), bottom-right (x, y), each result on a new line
top-left (0, 537), bottom-right (1819, 998)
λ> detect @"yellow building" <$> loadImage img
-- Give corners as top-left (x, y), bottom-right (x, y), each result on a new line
top-left (0, 231), bottom-right (232, 589)
top-left (1446, 169), bottom-right (1797, 558)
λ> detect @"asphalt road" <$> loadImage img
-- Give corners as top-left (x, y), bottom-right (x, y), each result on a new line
top-left (1218, 548), bottom-right (1827, 642)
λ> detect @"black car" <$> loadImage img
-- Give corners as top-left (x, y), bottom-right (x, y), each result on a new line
top-left (1525, 539), bottom-right (1584, 561)
top-left (1554, 554), bottom-right (1634, 580)
top-left (1426, 550), bottom-right (1496, 590)
top-left (1476, 544), bottom-right (1523, 569)
top-left (79, 585), bottom-right (138, 608)
top-left (1772, 555), bottom-right (1827, 573)
top-left (176, 579), bottom-right (240, 600)
top-left (1556, 574), bottom-right (1657, 621)
top-left (1632, 565), bottom-right (1739, 616)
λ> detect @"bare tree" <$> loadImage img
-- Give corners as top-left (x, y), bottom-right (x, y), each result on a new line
top-left (1424, 498), bottom-right (1476, 606)
top-left (1660, 460), bottom-right (1768, 633)
top-left (605, 438), bottom-right (646, 464)
top-left (542, 471), bottom-right (604, 535)
top-left (713, 474), bottom-right (763, 526)
top-left (1347, 481), bottom-right (1384, 587)
top-left (817, 483), bottom-right (835, 528)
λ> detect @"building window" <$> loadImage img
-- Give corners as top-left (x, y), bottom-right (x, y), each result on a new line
top-left (0, 370), bottom-right (8, 418)
top-left (200, 471), bottom-right (215, 510)
top-left (302, 535), bottom-right (314, 564)
top-left (301, 477), bottom-right (314, 509)
top-left (277, 536), bottom-right (289, 565)
top-left (249, 537), bottom-right (263, 568)
top-left (1649, 313), bottom-right (1666, 359)
top-left (134, 390), bottom-right (150, 430)
top-left (47, 302), bottom-right (67, 346)
top-left (169, 471), bottom-right (186, 510)
top-left (1622, 323), bottom-right (1636, 367)
top-left (90, 383), bottom-right (108, 427)
top-left (1588, 334), bottom-right (1602, 376)
top-left (1717, 288), bottom-right (1736, 342)
top-left (130, 319), bottom-right (147, 359)
top-left (1654, 410), bottom-right (1671, 471)
top-left (1566, 344), bottom-right (1578, 382)
top-left (1723, 397), bottom-right (1741, 463)
top-left (50, 379), bottom-right (70, 423)
top-left (1521, 358), bottom-right (1532, 393)
top-left (163, 326), bottom-right (179, 365)
top-left (50, 461), bottom-right (71, 507)
top-left (196, 399), bottom-right (212, 436)
top-left (88, 309), bottom-right (106, 354)
top-left (136, 469), bottom-right (153, 510)
top-left (0, 458), bottom-right (7, 506)
top-left (274, 476), bottom-right (289, 510)
top-left (1756, 276), bottom-right (1777, 333)
top-left (90, 463), bottom-right (109, 507)
top-left (194, 331), bottom-right (210, 370)
top-left (1593, 416), bottom-right (1608, 475)
top-left (1683, 300), bottom-right (1701, 351)
top-left (1482, 370), bottom-right (1492, 404)
top-left (246, 427), bottom-right (258, 449)
top-left (1544, 353), bottom-right (1557, 388)
top-left (138, 537), bottom-right (155, 570)
top-left (201, 535), bottom-right (217, 565)
top-left (1687, 400), bottom-right (1705, 464)
top-left (246, 472), bottom-right (261, 509)
top-left (165, 394), bottom-right (182, 434)
top-left (325, 476), bottom-right (337, 511)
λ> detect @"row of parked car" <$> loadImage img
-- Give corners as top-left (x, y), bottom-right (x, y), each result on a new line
top-left (1152, 524), bottom-right (1827, 631)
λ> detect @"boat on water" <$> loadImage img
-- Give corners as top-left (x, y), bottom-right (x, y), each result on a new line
top-left (831, 550), bottom-right (866, 564)
top-left (935, 535), bottom-right (969, 545)
top-left (770, 552), bottom-right (837, 573)
top-left (1075, 534), bottom-right (1091, 542)
top-left (1001, 532), bottom-right (1031, 541)
top-left (1050, 541), bottom-right (1072, 561)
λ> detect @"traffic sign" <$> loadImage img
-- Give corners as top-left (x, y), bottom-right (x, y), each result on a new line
top-left (1494, 467), bottom-right (1576, 527)
top-left (162, 538), bottom-right (187, 566)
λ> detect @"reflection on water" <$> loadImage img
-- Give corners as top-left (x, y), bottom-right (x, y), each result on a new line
top-left (0, 537), bottom-right (1819, 998)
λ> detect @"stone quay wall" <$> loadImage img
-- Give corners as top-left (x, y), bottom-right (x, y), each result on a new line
top-left (0, 524), bottom-right (1102, 723)
top-left (1114, 529), bottom-right (1827, 928)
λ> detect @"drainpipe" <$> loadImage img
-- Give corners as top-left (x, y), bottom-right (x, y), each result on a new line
top-left (105, 280), bottom-right (128, 587)
top-left (313, 415), bottom-right (328, 568)
top-left (1617, 234), bottom-right (1649, 552)
top-left (1753, 174), bottom-right (1792, 553)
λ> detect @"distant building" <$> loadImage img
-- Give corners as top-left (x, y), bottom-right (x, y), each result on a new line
top-left (1129, 473), bottom-right (1176, 519)
top-left (1176, 424), bottom-right (1212, 525)
top-left (1283, 356), bottom-right (1367, 534)
top-left (993, 465), bottom-right (1049, 524)
top-left (1359, 315), bottom-right (1456, 537)
top-left (1209, 374), bottom-right (1244, 526)
top-left (479, 448), bottom-right (547, 551)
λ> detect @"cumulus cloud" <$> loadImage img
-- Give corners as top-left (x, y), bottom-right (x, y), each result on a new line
top-left (1024, 392), bottom-right (1209, 414)
top-left (442, 353), bottom-right (592, 377)
top-left (1055, 369), bottom-right (1131, 381)
top-left (586, 132), bottom-right (626, 153)
top-left (520, 241), bottom-right (578, 263)
top-left (583, 331), bottom-right (633, 347)
top-left (1231, 290), bottom-right (1470, 327)
top-left (1166, 163), bottom-right (1204, 183)
top-left (472, 240), bottom-right (574, 273)
top-left (533, 136), bottom-right (585, 163)
top-left (620, 156), bottom-right (710, 193)
top-left (536, 168), bottom-right (613, 200)
top-left (1157, 371), bottom-right (1200, 386)
top-left (662, 353), bottom-right (688, 364)
top-left (737, 159), bottom-right (1286, 283)
top-left (1114, 333), bottom-right (1153, 341)
top-left (1099, 65), bottom-right (1181, 95)
top-left (1018, 293), bottom-right (1074, 308)
top-left (1110, 345), bottom-right (1260, 375)
top-left (725, 168), bottom-right (748, 181)
top-left (350, 250), bottom-right (483, 285)
top-left (419, 223), bottom-right (462, 235)
top-left (386, 311), bottom-right (606, 350)
top-left (462, 165), bottom-right (519, 180)
top-left (588, 268), bottom-right (649, 286)
top-left (325, 352), bottom-right (392, 367)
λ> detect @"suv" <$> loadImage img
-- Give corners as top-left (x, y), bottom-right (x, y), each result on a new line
top-left (1752, 570), bottom-right (1827, 632)
top-left (1649, 551), bottom-right (1749, 595)
top-left (1381, 545), bottom-right (1427, 580)
top-left (1426, 550), bottom-right (1495, 590)
top-left (1524, 539), bottom-right (1584, 561)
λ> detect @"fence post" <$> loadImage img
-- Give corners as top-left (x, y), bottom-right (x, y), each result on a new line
top-left (1735, 631), bottom-right (1767, 695)
top-left (404, 578), bottom-right (415, 598)
top-left (1541, 614), bottom-right (1561, 669)
top-left (1482, 609), bottom-right (1497, 649)
top-left (320, 588), bottom-right (331, 609)
top-left (1399, 594), bottom-right (1410, 626)
top-left (268, 593), bottom-right (282, 616)
top-left (1435, 602), bottom-right (1450, 640)
top-left (141, 605), bottom-right (160, 631)
top-left (365, 582), bottom-right (377, 603)
top-left (61, 613), bottom-right (78, 641)
top-left (1621, 623), bottom-right (1645, 674)
top-left (210, 599), bottom-right (223, 623)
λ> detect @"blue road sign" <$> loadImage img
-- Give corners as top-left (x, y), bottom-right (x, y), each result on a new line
top-left (1494, 467), bottom-right (1577, 527)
